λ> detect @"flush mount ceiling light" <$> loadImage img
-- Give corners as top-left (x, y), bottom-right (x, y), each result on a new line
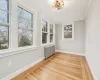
top-left (52, 0), bottom-right (64, 10)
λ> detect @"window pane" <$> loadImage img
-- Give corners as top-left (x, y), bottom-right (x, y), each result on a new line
top-left (18, 7), bottom-right (33, 47)
top-left (18, 7), bottom-right (23, 18)
top-left (0, 0), bottom-right (8, 11)
top-left (42, 33), bottom-right (47, 44)
top-left (64, 32), bottom-right (72, 38)
top-left (18, 7), bottom-right (33, 29)
top-left (18, 18), bottom-right (32, 29)
top-left (23, 10), bottom-right (32, 20)
top-left (64, 24), bottom-right (72, 32)
top-left (50, 34), bottom-right (53, 42)
top-left (0, 25), bottom-right (8, 50)
top-left (18, 29), bottom-right (33, 47)
top-left (50, 24), bottom-right (53, 33)
top-left (42, 19), bottom-right (48, 32)
top-left (0, 10), bottom-right (8, 23)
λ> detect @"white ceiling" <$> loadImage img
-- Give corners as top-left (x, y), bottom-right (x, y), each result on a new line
top-left (19, 0), bottom-right (90, 24)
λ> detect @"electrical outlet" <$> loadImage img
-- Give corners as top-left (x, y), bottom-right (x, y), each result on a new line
top-left (8, 60), bottom-right (12, 67)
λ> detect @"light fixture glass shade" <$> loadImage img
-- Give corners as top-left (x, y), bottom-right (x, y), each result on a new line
top-left (52, 0), bottom-right (64, 10)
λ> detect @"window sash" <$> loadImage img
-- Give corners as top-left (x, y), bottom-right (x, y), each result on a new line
top-left (18, 7), bottom-right (33, 47)
top-left (50, 24), bottom-right (54, 43)
top-left (42, 30), bottom-right (48, 33)
top-left (42, 32), bottom-right (48, 44)
top-left (50, 34), bottom-right (53, 43)
top-left (18, 7), bottom-right (33, 30)
top-left (0, 0), bottom-right (9, 50)
top-left (18, 27), bottom-right (33, 31)
top-left (0, 25), bottom-right (9, 50)
top-left (0, 0), bottom-right (9, 24)
top-left (50, 24), bottom-right (53, 33)
top-left (18, 29), bottom-right (33, 47)
top-left (42, 19), bottom-right (48, 33)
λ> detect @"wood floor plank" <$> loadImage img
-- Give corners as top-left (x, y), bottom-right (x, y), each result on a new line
top-left (39, 67), bottom-right (73, 80)
top-left (50, 57), bottom-right (81, 68)
top-left (42, 61), bottom-right (82, 75)
top-left (42, 64), bottom-right (82, 80)
top-left (25, 74), bottom-right (38, 80)
top-left (80, 57), bottom-right (94, 80)
top-left (12, 52), bottom-right (94, 80)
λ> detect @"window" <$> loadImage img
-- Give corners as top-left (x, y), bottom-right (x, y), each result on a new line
top-left (62, 23), bottom-right (74, 40)
top-left (18, 7), bottom-right (33, 47)
top-left (0, 0), bottom-right (9, 50)
top-left (50, 24), bottom-right (54, 43)
top-left (42, 19), bottom-right (48, 44)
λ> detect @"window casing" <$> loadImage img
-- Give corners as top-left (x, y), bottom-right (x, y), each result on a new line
top-left (42, 19), bottom-right (48, 44)
top-left (0, 0), bottom-right (9, 50)
top-left (18, 6), bottom-right (33, 47)
top-left (41, 19), bottom-right (55, 45)
top-left (62, 23), bottom-right (74, 40)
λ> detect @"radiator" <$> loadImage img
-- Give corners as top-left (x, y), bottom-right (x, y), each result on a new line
top-left (44, 45), bottom-right (55, 59)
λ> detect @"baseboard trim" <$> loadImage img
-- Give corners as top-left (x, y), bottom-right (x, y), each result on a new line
top-left (1, 57), bottom-right (45, 80)
top-left (56, 50), bottom-right (85, 56)
top-left (85, 57), bottom-right (98, 80)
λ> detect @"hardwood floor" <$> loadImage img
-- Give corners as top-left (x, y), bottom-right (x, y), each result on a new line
top-left (12, 52), bottom-right (94, 80)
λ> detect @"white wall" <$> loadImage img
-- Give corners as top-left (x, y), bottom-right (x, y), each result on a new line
top-left (0, 47), bottom-right (44, 79)
top-left (55, 20), bottom-right (85, 55)
top-left (85, 0), bottom-right (100, 79)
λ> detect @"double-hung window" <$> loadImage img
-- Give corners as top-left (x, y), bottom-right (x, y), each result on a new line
top-left (50, 24), bottom-right (54, 43)
top-left (18, 7), bottom-right (33, 47)
top-left (42, 19), bottom-right (48, 44)
top-left (0, 0), bottom-right (9, 50)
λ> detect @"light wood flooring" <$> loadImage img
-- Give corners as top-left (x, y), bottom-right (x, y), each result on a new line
top-left (12, 52), bottom-right (94, 80)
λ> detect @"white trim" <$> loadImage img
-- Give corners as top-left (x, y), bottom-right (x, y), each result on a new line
top-left (41, 43), bottom-right (55, 47)
top-left (0, 0), bottom-right (10, 50)
top-left (41, 43), bottom-right (49, 47)
top-left (49, 24), bottom-right (55, 43)
top-left (17, 3), bottom-right (37, 49)
top-left (85, 57), bottom-right (98, 80)
top-left (62, 22), bottom-right (74, 40)
top-left (56, 50), bottom-right (85, 56)
top-left (0, 46), bottom-right (38, 58)
top-left (0, 22), bottom-right (9, 26)
top-left (41, 18), bottom-right (55, 45)
top-left (9, 0), bottom-right (13, 49)
top-left (40, 17), bottom-right (43, 45)
top-left (17, 3), bottom-right (35, 14)
top-left (17, 5), bottom-right (34, 47)
top-left (1, 57), bottom-right (44, 80)
top-left (41, 18), bottom-right (49, 45)
top-left (85, 0), bottom-right (92, 19)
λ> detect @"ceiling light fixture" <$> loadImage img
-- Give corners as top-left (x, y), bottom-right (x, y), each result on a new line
top-left (52, 0), bottom-right (64, 10)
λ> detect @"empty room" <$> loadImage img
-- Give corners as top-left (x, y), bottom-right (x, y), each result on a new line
top-left (0, 0), bottom-right (99, 80)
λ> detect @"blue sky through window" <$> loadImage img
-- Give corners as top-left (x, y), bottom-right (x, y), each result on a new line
top-left (0, 0), bottom-right (8, 11)
top-left (0, 0), bottom-right (8, 23)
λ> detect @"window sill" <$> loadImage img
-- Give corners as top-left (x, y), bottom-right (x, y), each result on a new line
top-left (0, 46), bottom-right (38, 58)
top-left (41, 43), bottom-right (55, 47)
top-left (63, 38), bottom-right (74, 40)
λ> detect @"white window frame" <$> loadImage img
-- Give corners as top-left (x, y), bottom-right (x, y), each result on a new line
top-left (17, 4), bottom-right (35, 48)
top-left (62, 23), bottom-right (74, 40)
top-left (0, 0), bottom-right (10, 50)
top-left (41, 18), bottom-right (49, 45)
top-left (49, 24), bottom-right (55, 43)
top-left (41, 18), bottom-right (55, 46)
top-left (0, 1), bottom-right (38, 56)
